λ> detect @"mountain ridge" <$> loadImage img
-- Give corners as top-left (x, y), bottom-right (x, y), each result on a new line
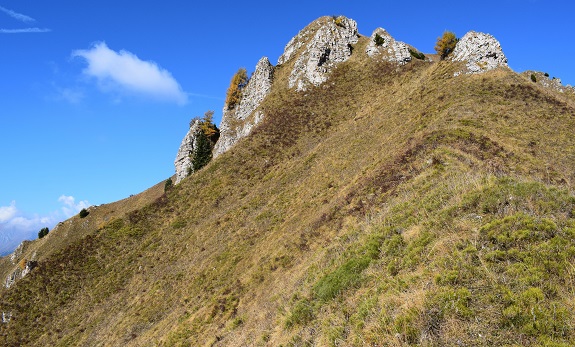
top-left (2, 15), bottom-right (575, 346)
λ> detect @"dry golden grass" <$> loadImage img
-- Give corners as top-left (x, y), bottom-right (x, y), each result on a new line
top-left (2, 46), bottom-right (575, 347)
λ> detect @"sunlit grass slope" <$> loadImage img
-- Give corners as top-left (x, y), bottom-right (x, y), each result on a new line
top-left (2, 47), bottom-right (575, 346)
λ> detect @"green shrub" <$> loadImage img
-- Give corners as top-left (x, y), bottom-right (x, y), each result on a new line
top-left (409, 48), bottom-right (425, 60)
top-left (374, 33), bottom-right (385, 46)
top-left (285, 298), bottom-right (314, 328)
top-left (79, 208), bottom-right (89, 218)
top-left (164, 178), bottom-right (173, 192)
top-left (531, 74), bottom-right (537, 82)
top-left (38, 227), bottom-right (49, 239)
top-left (313, 256), bottom-right (371, 302)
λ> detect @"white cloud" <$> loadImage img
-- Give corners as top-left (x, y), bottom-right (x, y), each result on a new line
top-left (72, 42), bottom-right (188, 105)
top-left (0, 28), bottom-right (50, 34)
top-left (0, 201), bottom-right (17, 223)
top-left (58, 195), bottom-right (90, 218)
top-left (0, 6), bottom-right (36, 23)
top-left (0, 196), bottom-right (91, 256)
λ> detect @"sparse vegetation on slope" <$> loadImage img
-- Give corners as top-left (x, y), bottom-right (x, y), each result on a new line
top-left (2, 35), bottom-right (575, 347)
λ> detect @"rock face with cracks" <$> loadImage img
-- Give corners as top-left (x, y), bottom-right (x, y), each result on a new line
top-left (451, 31), bottom-right (508, 75)
top-left (278, 16), bottom-right (359, 91)
top-left (174, 119), bottom-right (202, 184)
top-left (365, 27), bottom-right (412, 64)
top-left (213, 57), bottom-right (274, 158)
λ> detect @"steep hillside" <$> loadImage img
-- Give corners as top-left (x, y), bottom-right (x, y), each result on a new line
top-left (0, 181), bottom-right (165, 290)
top-left (2, 16), bottom-right (575, 346)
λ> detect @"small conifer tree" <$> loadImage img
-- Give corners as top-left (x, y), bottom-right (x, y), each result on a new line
top-left (435, 31), bottom-right (458, 60)
top-left (374, 33), bottom-right (385, 46)
top-left (38, 227), bottom-right (49, 239)
top-left (164, 178), bottom-right (173, 192)
top-left (79, 208), bottom-right (89, 218)
top-left (191, 129), bottom-right (213, 172)
top-left (188, 110), bottom-right (220, 174)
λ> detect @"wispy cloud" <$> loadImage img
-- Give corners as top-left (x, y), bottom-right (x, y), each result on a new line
top-left (0, 196), bottom-right (91, 256)
top-left (0, 28), bottom-right (51, 34)
top-left (72, 42), bottom-right (188, 105)
top-left (0, 5), bottom-right (36, 23)
top-left (56, 87), bottom-right (85, 104)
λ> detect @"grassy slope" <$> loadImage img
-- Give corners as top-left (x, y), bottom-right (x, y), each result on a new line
top-left (0, 180), bottom-right (166, 286)
top-left (2, 38), bottom-right (575, 346)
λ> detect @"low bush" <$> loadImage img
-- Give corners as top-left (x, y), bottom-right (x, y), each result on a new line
top-left (38, 227), bottom-right (49, 239)
top-left (409, 48), bottom-right (425, 60)
top-left (79, 208), bottom-right (89, 218)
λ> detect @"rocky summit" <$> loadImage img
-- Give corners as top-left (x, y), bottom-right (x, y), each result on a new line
top-left (178, 17), bottom-right (513, 174)
top-left (451, 31), bottom-right (508, 75)
top-left (278, 16), bottom-right (359, 91)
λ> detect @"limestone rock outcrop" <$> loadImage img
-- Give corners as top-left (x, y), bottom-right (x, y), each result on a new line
top-left (365, 28), bottom-right (411, 64)
top-left (451, 31), bottom-right (508, 75)
top-left (278, 16), bottom-right (359, 91)
top-left (522, 71), bottom-right (575, 94)
top-left (4, 260), bottom-right (37, 289)
top-left (213, 57), bottom-right (274, 157)
top-left (174, 119), bottom-right (202, 184)
top-left (1, 311), bottom-right (11, 324)
top-left (9, 240), bottom-right (30, 264)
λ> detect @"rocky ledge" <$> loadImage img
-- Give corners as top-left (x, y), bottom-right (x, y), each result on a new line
top-left (365, 28), bottom-right (411, 65)
top-left (522, 71), bottom-right (575, 94)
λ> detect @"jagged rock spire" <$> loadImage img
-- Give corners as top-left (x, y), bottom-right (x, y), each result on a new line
top-left (278, 16), bottom-right (359, 91)
top-left (174, 119), bottom-right (203, 184)
top-left (212, 56), bottom-right (274, 158)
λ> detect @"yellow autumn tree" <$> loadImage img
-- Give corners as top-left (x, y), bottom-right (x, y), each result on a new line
top-left (200, 110), bottom-right (219, 142)
top-left (435, 31), bottom-right (458, 60)
top-left (225, 68), bottom-right (248, 109)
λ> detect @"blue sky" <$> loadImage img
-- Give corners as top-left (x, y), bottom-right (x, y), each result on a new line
top-left (1, 0), bottom-right (574, 255)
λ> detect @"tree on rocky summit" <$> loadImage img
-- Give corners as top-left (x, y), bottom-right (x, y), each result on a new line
top-left (435, 31), bottom-right (458, 60)
top-left (225, 68), bottom-right (248, 110)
